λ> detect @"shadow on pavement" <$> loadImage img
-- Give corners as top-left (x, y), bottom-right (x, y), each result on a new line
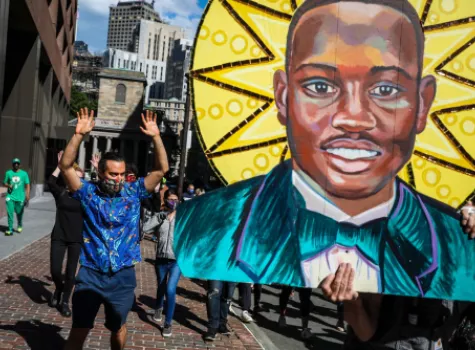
top-left (135, 294), bottom-right (208, 334)
top-left (176, 285), bottom-right (206, 304)
top-left (0, 320), bottom-right (65, 350)
top-left (5, 275), bottom-right (51, 304)
top-left (254, 312), bottom-right (344, 350)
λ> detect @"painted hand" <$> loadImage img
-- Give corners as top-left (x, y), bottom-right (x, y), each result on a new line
top-left (75, 107), bottom-right (95, 136)
top-left (461, 201), bottom-right (475, 238)
top-left (320, 263), bottom-right (359, 303)
top-left (140, 110), bottom-right (160, 138)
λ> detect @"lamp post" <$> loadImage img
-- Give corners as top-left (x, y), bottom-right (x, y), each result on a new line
top-left (178, 74), bottom-right (191, 199)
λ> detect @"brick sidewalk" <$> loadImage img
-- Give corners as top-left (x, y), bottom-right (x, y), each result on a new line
top-left (0, 237), bottom-right (263, 350)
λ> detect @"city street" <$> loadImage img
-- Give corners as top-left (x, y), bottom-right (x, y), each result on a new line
top-left (0, 195), bottom-right (343, 350)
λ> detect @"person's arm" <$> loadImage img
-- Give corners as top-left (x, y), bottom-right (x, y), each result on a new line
top-left (3, 172), bottom-right (11, 189)
top-left (343, 294), bottom-right (382, 342)
top-left (321, 263), bottom-right (381, 342)
top-left (140, 110), bottom-right (169, 193)
top-left (59, 108), bottom-right (95, 193)
top-left (25, 184), bottom-right (30, 203)
top-left (24, 172), bottom-right (31, 203)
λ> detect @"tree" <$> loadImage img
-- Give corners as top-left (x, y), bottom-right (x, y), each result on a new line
top-left (70, 85), bottom-right (98, 119)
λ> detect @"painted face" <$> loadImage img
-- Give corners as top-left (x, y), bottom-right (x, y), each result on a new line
top-left (274, 2), bottom-right (435, 199)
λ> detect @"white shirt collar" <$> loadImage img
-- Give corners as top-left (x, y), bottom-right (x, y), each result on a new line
top-left (292, 170), bottom-right (396, 226)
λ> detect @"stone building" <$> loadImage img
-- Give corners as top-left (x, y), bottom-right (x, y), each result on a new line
top-left (73, 42), bottom-right (103, 100)
top-left (0, 0), bottom-right (78, 213)
top-left (72, 68), bottom-right (155, 176)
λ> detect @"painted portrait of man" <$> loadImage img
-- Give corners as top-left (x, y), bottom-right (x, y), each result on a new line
top-left (174, 0), bottom-right (475, 300)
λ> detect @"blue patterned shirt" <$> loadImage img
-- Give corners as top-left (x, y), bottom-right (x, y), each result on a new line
top-left (73, 178), bottom-right (151, 273)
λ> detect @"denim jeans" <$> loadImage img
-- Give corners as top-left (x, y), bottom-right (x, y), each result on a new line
top-left (155, 258), bottom-right (181, 325)
top-left (206, 280), bottom-right (237, 330)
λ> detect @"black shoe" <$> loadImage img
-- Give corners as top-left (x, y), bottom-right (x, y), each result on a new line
top-left (60, 303), bottom-right (72, 317)
top-left (203, 328), bottom-right (217, 341)
top-left (49, 290), bottom-right (61, 308)
top-left (162, 323), bottom-right (172, 337)
top-left (218, 324), bottom-right (232, 335)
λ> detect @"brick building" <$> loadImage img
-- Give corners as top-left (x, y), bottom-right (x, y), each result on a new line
top-left (0, 0), bottom-right (77, 216)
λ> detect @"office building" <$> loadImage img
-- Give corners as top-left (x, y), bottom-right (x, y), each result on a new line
top-left (0, 0), bottom-right (77, 214)
top-left (165, 38), bottom-right (192, 101)
top-left (107, 0), bottom-right (161, 51)
top-left (103, 19), bottom-right (186, 103)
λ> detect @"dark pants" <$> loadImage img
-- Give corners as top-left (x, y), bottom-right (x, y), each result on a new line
top-left (50, 240), bottom-right (81, 303)
top-left (155, 258), bottom-right (181, 326)
top-left (238, 283), bottom-right (252, 311)
top-left (72, 266), bottom-right (136, 332)
top-left (207, 280), bottom-right (237, 330)
top-left (279, 286), bottom-right (312, 318)
top-left (254, 284), bottom-right (262, 306)
top-left (337, 302), bottom-right (344, 321)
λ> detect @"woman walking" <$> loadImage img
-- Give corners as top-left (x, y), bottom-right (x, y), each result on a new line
top-left (48, 151), bottom-right (84, 317)
top-left (151, 189), bottom-right (181, 337)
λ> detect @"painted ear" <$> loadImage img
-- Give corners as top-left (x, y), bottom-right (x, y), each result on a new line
top-left (274, 69), bottom-right (288, 126)
top-left (416, 75), bottom-right (436, 134)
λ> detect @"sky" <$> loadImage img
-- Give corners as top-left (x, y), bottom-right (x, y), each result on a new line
top-left (76, 0), bottom-right (208, 53)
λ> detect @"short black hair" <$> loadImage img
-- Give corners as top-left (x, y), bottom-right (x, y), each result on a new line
top-left (98, 152), bottom-right (125, 174)
top-left (164, 188), bottom-right (177, 199)
top-left (126, 163), bottom-right (138, 176)
top-left (286, 0), bottom-right (425, 73)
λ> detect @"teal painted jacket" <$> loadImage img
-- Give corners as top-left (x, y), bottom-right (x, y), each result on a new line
top-left (174, 161), bottom-right (475, 301)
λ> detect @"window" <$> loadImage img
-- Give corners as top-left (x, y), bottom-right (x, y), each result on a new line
top-left (140, 62), bottom-right (143, 71)
top-left (115, 84), bottom-right (126, 103)
top-left (160, 67), bottom-right (163, 80)
top-left (118, 59), bottom-right (121, 67)
top-left (146, 64), bottom-right (149, 78)
top-left (147, 38), bottom-right (152, 59)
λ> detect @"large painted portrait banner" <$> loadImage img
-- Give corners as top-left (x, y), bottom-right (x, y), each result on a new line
top-left (174, 0), bottom-right (475, 301)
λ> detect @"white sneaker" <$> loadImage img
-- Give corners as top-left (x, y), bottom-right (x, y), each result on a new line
top-left (241, 310), bottom-right (254, 323)
top-left (278, 315), bottom-right (287, 328)
top-left (301, 328), bottom-right (312, 340)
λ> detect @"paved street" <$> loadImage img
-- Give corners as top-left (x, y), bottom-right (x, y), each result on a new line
top-left (0, 194), bottom-right (56, 260)
top-left (0, 194), bottom-right (343, 350)
top-left (233, 287), bottom-right (344, 350)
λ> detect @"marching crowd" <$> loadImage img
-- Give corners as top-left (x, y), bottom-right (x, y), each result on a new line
top-left (2, 106), bottom-right (475, 350)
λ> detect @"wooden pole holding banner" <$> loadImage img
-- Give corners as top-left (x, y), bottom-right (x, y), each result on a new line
top-left (178, 73), bottom-right (191, 200)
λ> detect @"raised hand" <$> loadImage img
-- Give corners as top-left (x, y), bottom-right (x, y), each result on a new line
top-left (90, 153), bottom-right (101, 170)
top-left (140, 110), bottom-right (160, 138)
top-left (321, 263), bottom-right (359, 302)
top-left (76, 107), bottom-right (95, 136)
top-left (461, 201), bottom-right (475, 238)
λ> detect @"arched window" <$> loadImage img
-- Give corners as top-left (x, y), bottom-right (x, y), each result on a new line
top-left (115, 84), bottom-right (126, 103)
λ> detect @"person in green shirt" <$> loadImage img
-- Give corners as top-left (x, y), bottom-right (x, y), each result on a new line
top-left (3, 158), bottom-right (30, 236)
